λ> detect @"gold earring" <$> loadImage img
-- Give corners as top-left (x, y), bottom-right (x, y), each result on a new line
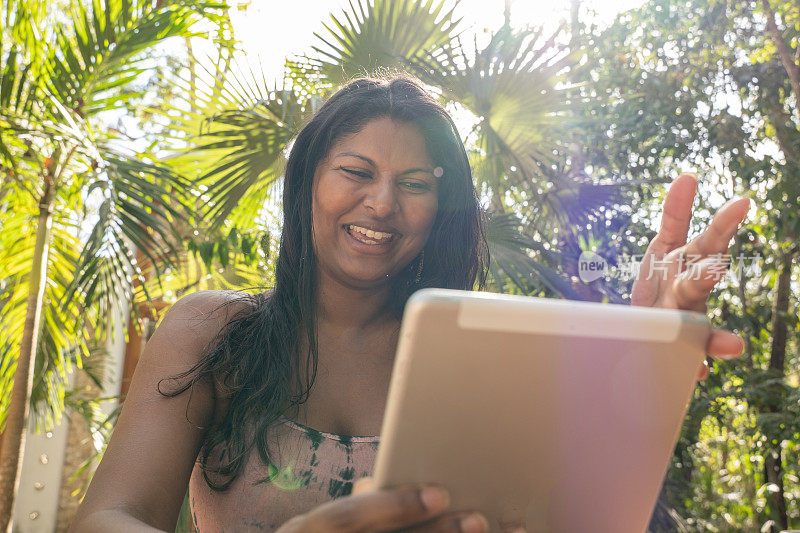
top-left (414, 251), bottom-right (424, 283)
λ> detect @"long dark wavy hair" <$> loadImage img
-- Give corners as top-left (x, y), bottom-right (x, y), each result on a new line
top-left (160, 74), bottom-right (489, 491)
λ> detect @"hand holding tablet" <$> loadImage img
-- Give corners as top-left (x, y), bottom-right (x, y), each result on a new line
top-left (369, 175), bottom-right (752, 532)
top-left (374, 289), bottom-right (711, 533)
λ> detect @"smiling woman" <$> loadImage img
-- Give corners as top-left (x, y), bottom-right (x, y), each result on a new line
top-left (68, 71), bottom-right (751, 533)
top-left (313, 118), bottom-right (440, 288)
top-left (69, 75), bottom-right (493, 533)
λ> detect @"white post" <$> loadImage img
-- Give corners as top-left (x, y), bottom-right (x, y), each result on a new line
top-left (11, 400), bottom-right (70, 533)
top-left (12, 283), bottom-right (130, 532)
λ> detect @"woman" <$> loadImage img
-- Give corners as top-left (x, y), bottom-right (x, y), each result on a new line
top-left (70, 75), bottom-right (750, 533)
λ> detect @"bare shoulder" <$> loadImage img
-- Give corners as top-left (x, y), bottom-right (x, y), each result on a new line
top-left (149, 289), bottom-right (272, 414)
top-left (152, 289), bottom-right (265, 363)
top-left (73, 291), bottom-right (268, 531)
top-left (71, 288), bottom-right (271, 531)
top-left (160, 289), bottom-right (255, 337)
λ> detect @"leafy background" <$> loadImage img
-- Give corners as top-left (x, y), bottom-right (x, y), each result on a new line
top-left (0, 0), bottom-right (798, 531)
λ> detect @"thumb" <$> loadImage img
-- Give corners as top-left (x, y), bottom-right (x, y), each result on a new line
top-left (352, 477), bottom-right (374, 495)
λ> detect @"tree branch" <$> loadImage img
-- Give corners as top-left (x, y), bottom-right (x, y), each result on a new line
top-left (754, 63), bottom-right (800, 164)
top-left (766, 102), bottom-right (800, 162)
top-left (761, 0), bottom-right (800, 121)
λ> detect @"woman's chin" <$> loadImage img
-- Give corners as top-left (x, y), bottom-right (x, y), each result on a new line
top-left (340, 269), bottom-right (399, 289)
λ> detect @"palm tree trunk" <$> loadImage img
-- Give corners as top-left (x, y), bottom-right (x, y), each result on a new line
top-left (763, 247), bottom-right (793, 532)
top-left (0, 173), bottom-right (55, 532)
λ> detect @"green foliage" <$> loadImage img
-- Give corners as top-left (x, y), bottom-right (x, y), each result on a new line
top-left (310, 0), bottom-right (462, 84)
top-left (0, 0), bottom-right (227, 429)
top-left (578, 0), bottom-right (800, 530)
top-left (2, 0), bottom-right (797, 531)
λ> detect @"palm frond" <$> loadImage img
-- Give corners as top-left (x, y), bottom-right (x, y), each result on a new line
top-left (191, 106), bottom-right (292, 226)
top-left (45, 0), bottom-right (217, 118)
top-left (130, 234), bottom-right (275, 311)
top-left (2, 0), bottom-right (50, 57)
top-left (485, 211), bottom-right (581, 299)
top-left (0, 191), bottom-right (37, 345)
top-left (62, 151), bottom-right (191, 322)
top-left (413, 24), bottom-right (577, 190)
top-left (0, 210), bottom-right (101, 429)
top-left (0, 340), bottom-right (14, 433)
top-left (308, 0), bottom-right (463, 84)
top-left (167, 80), bottom-right (313, 229)
top-left (542, 178), bottom-right (625, 228)
top-left (0, 45), bottom-right (37, 118)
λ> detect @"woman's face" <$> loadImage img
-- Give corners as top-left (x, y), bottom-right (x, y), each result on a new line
top-left (311, 117), bottom-right (439, 289)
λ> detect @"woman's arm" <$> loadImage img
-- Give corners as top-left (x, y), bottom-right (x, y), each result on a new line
top-left (69, 290), bottom-right (241, 532)
top-left (70, 289), bottom-right (489, 533)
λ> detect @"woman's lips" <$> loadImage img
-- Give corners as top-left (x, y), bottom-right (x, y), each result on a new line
top-left (344, 223), bottom-right (397, 242)
top-left (343, 224), bottom-right (398, 253)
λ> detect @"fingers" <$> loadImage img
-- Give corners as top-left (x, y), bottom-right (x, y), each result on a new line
top-left (280, 485), bottom-right (453, 532)
top-left (706, 328), bottom-right (745, 359)
top-left (681, 196), bottom-right (751, 259)
top-left (402, 512), bottom-right (490, 533)
top-left (696, 361), bottom-right (710, 381)
top-left (352, 477), bottom-right (373, 495)
top-left (655, 173), bottom-right (698, 249)
top-left (697, 330), bottom-right (745, 381)
top-left (672, 259), bottom-right (749, 348)
top-left (672, 256), bottom-right (726, 312)
top-left (653, 172), bottom-right (752, 260)
top-left (352, 479), bottom-right (493, 533)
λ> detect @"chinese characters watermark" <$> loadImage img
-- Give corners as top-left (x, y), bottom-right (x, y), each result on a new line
top-left (578, 251), bottom-right (761, 283)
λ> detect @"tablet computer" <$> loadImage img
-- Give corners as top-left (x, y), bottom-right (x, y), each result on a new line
top-left (373, 288), bottom-right (710, 533)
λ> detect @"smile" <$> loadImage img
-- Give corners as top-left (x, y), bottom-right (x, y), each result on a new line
top-left (344, 224), bottom-right (398, 245)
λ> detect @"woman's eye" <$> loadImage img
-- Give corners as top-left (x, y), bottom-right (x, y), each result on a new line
top-left (342, 168), bottom-right (372, 179)
top-left (401, 181), bottom-right (431, 192)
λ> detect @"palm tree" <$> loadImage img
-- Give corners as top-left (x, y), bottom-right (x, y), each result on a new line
top-left (192, 0), bottom-right (623, 300)
top-left (0, 0), bottom-right (228, 527)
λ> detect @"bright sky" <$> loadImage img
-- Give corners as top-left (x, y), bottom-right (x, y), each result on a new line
top-left (222, 0), bottom-right (645, 84)
top-left (183, 0), bottom-right (646, 232)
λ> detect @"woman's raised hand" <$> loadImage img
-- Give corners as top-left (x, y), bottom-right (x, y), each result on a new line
top-left (630, 173), bottom-right (752, 379)
top-left (275, 482), bottom-right (490, 532)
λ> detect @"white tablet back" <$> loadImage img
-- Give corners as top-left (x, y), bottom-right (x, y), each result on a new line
top-left (373, 289), bottom-right (710, 533)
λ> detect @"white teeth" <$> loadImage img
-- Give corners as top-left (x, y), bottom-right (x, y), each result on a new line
top-left (347, 224), bottom-right (394, 244)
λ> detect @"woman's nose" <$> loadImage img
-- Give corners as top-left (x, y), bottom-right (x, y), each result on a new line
top-left (362, 176), bottom-right (398, 218)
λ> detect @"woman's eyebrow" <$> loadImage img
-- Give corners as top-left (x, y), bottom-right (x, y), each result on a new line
top-left (399, 167), bottom-right (436, 177)
top-left (336, 151), bottom-right (375, 166)
top-left (335, 151), bottom-right (436, 176)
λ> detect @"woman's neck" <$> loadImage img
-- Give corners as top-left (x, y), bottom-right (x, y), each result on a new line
top-left (314, 269), bottom-right (396, 332)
